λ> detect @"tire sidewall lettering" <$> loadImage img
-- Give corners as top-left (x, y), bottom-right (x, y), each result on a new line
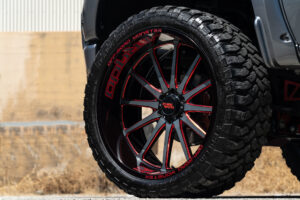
top-left (105, 29), bottom-right (162, 99)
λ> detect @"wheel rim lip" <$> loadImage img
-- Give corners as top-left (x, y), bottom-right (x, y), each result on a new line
top-left (97, 26), bottom-right (219, 179)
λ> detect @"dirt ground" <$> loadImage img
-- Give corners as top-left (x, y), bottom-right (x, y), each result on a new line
top-left (0, 32), bottom-right (300, 196)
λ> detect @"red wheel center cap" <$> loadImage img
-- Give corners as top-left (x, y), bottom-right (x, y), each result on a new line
top-left (160, 94), bottom-right (181, 117)
top-left (162, 102), bottom-right (175, 110)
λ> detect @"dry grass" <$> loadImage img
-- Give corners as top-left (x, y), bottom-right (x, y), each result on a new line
top-left (225, 147), bottom-right (300, 195)
top-left (4, 160), bottom-right (119, 195)
top-left (0, 126), bottom-right (121, 195)
top-left (1, 125), bottom-right (300, 196)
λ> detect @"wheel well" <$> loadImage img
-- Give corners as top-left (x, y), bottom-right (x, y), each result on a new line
top-left (96, 0), bottom-right (257, 45)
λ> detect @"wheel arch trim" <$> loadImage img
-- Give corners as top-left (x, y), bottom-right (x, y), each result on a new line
top-left (252, 0), bottom-right (300, 68)
top-left (81, 0), bottom-right (100, 43)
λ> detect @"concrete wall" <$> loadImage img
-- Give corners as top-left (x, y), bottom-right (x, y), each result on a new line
top-left (0, 32), bottom-right (85, 122)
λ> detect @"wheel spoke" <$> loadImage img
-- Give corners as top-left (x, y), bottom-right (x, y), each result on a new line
top-left (151, 32), bottom-right (161, 45)
top-left (174, 119), bottom-right (192, 160)
top-left (131, 72), bottom-right (161, 99)
top-left (123, 100), bottom-right (159, 109)
top-left (162, 123), bottom-right (173, 170)
top-left (181, 113), bottom-right (206, 138)
top-left (136, 159), bottom-right (161, 171)
top-left (183, 80), bottom-right (212, 101)
top-left (123, 111), bottom-right (160, 136)
top-left (177, 54), bottom-right (202, 94)
top-left (184, 103), bottom-right (212, 113)
top-left (170, 41), bottom-right (179, 89)
top-left (150, 50), bottom-right (169, 93)
top-left (139, 118), bottom-right (166, 159)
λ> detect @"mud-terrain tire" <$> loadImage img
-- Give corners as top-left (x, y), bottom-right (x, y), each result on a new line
top-left (84, 6), bottom-right (272, 198)
top-left (282, 143), bottom-right (300, 181)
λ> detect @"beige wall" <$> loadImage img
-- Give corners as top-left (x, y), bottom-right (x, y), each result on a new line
top-left (0, 32), bottom-right (300, 195)
top-left (0, 32), bottom-right (85, 122)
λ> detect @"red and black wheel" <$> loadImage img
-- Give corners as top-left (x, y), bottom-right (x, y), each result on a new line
top-left (119, 32), bottom-right (215, 175)
top-left (84, 6), bottom-right (271, 197)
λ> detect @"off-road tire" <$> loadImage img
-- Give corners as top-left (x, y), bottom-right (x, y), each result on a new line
top-left (84, 6), bottom-right (272, 197)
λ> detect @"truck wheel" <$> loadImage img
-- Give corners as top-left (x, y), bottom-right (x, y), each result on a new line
top-left (84, 6), bottom-right (271, 197)
top-left (282, 143), bottom-right (300, 181)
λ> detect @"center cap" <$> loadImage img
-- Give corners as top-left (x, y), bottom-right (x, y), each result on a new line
top-left (160, 93), bottom-right (181, 117)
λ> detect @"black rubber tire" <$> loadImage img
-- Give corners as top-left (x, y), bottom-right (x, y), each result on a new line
top-left (282, 143), bottom-right (300, 181)
top-left (84, 6), bottom-right (272, 198)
